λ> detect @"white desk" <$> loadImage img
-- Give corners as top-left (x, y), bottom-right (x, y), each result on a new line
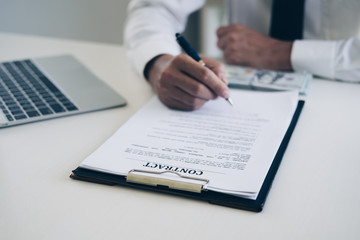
top-left (1, 33), bottom-right (360, 240)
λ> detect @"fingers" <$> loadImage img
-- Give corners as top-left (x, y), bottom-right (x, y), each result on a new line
top-left (217, 24), bottom-right (261, 66)
top-left (161, 64), bottom-right (217, 101)
top-left (201, 56), bottom-right (228, 84)
top-left (216, 24), bottom-right (292, 70)
top-left (217, 24), bottom-right (245, 48)
top-left (217, 25), bottom-right (237, 38)
top-left (153, 54), bottom-right (230, 110)
top-left (157, 85), bottom-right (207, 111)
top-left (173, 55), bottom-right (229, 99)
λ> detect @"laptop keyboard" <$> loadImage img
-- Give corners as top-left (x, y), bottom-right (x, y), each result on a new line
top-left (0, 59), bottom-right (78, 122)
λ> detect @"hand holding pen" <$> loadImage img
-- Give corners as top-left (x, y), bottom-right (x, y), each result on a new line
top-left (176, 33), bottom-right (233, 106)
top-left (144, 34), bottom-right (231, 111)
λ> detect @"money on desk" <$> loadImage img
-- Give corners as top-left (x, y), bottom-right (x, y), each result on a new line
top-left (226, 65), bottom-right (312, 95)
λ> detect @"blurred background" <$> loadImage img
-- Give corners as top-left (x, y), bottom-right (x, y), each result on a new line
top-left (0, 0), bottom-right (225, 57)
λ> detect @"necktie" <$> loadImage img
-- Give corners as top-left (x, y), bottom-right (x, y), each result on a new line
top-left (269, 0), bottom-right (306, 41)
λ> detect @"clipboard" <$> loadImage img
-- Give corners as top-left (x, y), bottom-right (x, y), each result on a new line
top-left (71, 100), bottom-right (304, 212)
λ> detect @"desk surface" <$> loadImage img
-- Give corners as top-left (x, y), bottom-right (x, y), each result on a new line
top-left (1, 32), bottom-right (360, 240)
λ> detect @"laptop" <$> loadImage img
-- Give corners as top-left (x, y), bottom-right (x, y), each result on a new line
top-left (0, 55), bottom-right (126, 128)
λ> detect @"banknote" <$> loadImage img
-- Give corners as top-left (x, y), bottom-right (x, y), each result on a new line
top-left (226, 65), bottom-right (312, 95)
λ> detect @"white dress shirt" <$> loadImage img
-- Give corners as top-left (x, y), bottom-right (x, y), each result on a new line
top-left (124, 0), bottom-right (360, 82)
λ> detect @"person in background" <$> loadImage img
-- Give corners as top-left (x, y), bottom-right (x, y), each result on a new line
top-left (124, 0), bottom-right (360, 110)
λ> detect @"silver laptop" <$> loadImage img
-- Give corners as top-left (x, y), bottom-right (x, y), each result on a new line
top-left (0, 55), bottom-right (126, 128)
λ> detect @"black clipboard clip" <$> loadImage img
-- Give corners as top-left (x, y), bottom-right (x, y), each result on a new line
top-left (126, 169), bottom-right (209, 193)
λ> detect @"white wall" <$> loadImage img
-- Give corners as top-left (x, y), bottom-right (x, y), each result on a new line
top-left (0, 0), bottom-right (223, 52)
top-left (0, 0), bottom-right (130, 44)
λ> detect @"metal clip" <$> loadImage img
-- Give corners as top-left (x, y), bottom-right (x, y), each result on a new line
top-left (126, 169), bottom-right (209, 193)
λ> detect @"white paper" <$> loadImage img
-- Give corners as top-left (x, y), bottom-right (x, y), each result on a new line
top-left (80, 89), bottom-right (299, 199)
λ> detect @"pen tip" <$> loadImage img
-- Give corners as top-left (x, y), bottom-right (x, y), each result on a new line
top-left (175, 33), bottom-right (180, 38)
top-left (226, 98), bottom-right (233, 106)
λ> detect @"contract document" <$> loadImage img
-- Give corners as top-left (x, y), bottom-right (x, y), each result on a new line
top-left (79, 89), bottom-right (299, 200)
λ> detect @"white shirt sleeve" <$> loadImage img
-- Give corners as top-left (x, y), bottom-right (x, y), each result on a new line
top-left (124, 0), bottom-right (206, 77)
top-left (291, 38), bottom-right (360, 82)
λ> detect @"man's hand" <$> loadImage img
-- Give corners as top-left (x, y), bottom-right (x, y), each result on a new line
top-left (146, 54), bottom-right (229, 111)
top-left (217, 24), bottom-right (293, 70)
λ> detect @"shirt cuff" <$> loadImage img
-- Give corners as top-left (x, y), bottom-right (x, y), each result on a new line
top-left (291, 40), bottom-right (337, 79)
top-left (126, 37), bottom-right (181, 78)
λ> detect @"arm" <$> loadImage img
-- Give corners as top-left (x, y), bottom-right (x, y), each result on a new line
top-left (217, 24), bottom-right (293, 71)
top-left (124, 0), bottom-right (230, 110)
top-left (124, 0), bottom-right (204, 75)
top-left (217, 24), bottom-right (360, 82)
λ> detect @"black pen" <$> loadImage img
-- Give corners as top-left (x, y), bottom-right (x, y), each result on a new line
top-left (175, 33), bottom-right (233, 106)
